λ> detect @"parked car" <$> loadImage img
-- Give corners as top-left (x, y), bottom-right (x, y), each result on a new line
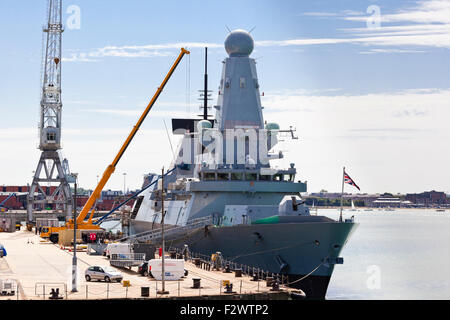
top-left (85, 266), bottom-right (123, 282)
top-left (138, 261), bottom-right (149, 277)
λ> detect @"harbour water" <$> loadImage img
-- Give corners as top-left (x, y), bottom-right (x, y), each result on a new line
top-left (323, 208), bottom-right (450, 299)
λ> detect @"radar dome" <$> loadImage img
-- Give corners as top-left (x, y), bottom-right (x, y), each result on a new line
top-left (224, 29), bottom-right (254, 57)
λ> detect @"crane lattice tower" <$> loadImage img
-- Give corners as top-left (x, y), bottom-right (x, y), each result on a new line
top-left (27, 0), bottom-right (73, 221)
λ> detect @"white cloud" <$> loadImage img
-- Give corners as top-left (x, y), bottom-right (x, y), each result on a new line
top-left (65, 42), bottom-right (222, 62)
top-left (84, 108), bottom-right (190, 118)
top-left (62, 53), bottom-right (97, 62)
top-left (64, 1), bottom-right (450, 63)
top-left (2, 87), bottom-right (450, 192)
top-left (261, 87), bottom-right (450, 193)
top-left (345, 0), bottom-right (450, 24)
top-left (358, 48), bottom-right (427, 54)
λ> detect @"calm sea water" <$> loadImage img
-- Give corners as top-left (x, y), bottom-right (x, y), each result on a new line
top-left (98, 209), bottom-right (450, 299)
top-left (321, 208), bottom-right (450, 300)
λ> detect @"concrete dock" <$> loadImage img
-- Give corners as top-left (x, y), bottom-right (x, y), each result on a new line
top-left (0, 228), bottom-right (294, 300)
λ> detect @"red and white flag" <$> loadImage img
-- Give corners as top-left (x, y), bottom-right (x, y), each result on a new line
top-left (344, 171), bottom-right (360, 191)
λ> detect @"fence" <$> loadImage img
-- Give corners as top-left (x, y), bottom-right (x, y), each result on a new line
top-left (1, 248), bottom-right (299, 301)
top-left (166, 247), bottom-right (292, 288)
top-left (110, 252), bottom-right (146, 268)
top-left (6, 278), bottom-right (283, 300)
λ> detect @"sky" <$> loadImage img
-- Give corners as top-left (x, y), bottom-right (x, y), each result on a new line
top-left (0, 0), bottom-right (449, 194)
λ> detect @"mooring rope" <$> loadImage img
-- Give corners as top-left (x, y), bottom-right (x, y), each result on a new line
top-left (283, 259), bottom-right (326, 286)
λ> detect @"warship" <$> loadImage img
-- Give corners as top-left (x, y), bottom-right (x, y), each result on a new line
top-left (129, 29), bottom-right (358, 298)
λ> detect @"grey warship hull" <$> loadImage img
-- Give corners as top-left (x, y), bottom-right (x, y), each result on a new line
top-left (130, 218), bottom-right (358, 298)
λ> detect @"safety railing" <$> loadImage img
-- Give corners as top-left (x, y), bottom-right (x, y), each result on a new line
top-left (119, 215), bottom-right (213, 243)
top-left (110, 252), bottom-right (146, 268)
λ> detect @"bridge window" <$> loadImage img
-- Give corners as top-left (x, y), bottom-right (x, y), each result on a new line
top-left (217, 173), bottom-right (229, 181)
top-left (274, 174), bottom-right (283, 181)
top-left (245, 173), bottom-right (257, 181)
top-left (47, 132), bottom-right (56, 141)
top-left (203, 173), bottom-right (216, 181)
top-left (231, 173), bottom-right (243, 181)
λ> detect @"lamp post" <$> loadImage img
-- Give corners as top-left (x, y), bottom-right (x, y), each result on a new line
top-left (123, 173), bottom-right (127, 196)
top-left (71, 173), bottom-right (78, 293)
top-left (157, 167), bottom-right (169, 295)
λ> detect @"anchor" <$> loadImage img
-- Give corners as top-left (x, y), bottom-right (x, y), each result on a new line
top-left (275, 255), bottom-right (289, 273)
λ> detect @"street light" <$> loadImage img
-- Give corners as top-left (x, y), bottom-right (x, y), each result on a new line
top-left (123, 173), bottom-right (127, 196)
top-left (71, 173), bottom-right (78, 293)
top-left (157, 167), bottom-right (169, 295)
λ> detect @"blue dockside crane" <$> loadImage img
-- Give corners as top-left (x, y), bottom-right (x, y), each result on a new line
top-left (0, 193), bottom-right (16, 212)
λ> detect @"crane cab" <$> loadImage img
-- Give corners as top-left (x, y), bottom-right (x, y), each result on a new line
top-left (40, 127), bottom-right (61, 149)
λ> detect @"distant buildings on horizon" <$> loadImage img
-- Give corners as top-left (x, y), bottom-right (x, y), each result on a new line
top-left (0, 185), bottom-right (138, 211)
top-left (306, 190), bottom-right (448, 208)
top-left (1, 184), bottom-right (449, 210)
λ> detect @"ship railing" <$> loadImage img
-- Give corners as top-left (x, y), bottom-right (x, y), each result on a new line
top-left (167, 247), bottom-right (292, 288)
top-left (120, 216), bottom-right (213, 243)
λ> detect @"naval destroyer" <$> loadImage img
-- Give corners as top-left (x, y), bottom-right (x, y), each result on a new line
top-left (128, 30), bottom-right (358, 298)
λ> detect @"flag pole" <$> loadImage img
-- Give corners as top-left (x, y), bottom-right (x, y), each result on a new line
top-left (340, 166), bottom-right (345, 222)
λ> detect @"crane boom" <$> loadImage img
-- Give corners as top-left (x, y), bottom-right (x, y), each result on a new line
top-left (0, 193), bottom-right (16, 207)
top-left (74, 48), bottom-right (190, 225)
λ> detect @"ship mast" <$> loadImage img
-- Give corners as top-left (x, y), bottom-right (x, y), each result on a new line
top-left (203, 47), bottom-right (208, 120)
top-left (199, 47), bottom-right (212, 120)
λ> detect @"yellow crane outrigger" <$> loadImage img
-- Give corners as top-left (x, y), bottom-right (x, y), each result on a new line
top-left (42, 48), bottom-right (190, 243)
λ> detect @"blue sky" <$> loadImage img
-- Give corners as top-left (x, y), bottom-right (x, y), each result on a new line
top-left (1, 0), bottom-right (450, 194)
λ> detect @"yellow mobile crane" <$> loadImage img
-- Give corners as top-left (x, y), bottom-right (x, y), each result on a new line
top-left (42, 48), bottom-right (190, 243)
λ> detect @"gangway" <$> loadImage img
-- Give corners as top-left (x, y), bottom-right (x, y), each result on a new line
top-left (93, 168), bottom-right (176, 226)
top-left (119, 216), bottom-right (213, 244)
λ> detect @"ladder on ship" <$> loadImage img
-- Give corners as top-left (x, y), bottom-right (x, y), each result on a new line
top-left (130, 196), bottom-right (144, 220)
top-left (120, 216), bottom-right (213, 243)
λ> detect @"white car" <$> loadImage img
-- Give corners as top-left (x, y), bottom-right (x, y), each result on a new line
top-left (85, 266), bottom-right (123, 282)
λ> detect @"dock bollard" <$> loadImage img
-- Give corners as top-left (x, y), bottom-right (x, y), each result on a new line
top-left (270, 279), bottom-right (281, 292)
top-left (266, 277), bottom-right (274, 287)
top-left (49, 288), bottom-right (63, 300)
top-left (192, 278), bottom-right (202, 289)
top-left (141, 287), bottom-right (149, 297)
top-left (224, 283), bottom-right (236, 294)
top-left (223, 264), bottom-right (232, 273)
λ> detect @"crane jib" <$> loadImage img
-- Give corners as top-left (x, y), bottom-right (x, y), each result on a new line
top-left (77, 48), bottom-right (190, 224)
top-left (112, 49), bottom-right (189, 167)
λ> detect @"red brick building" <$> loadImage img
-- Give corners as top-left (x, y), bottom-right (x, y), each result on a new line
top-left (0, 185), bottom-right (135, 211)
top-left (405, 190), bottom-right (447, 206)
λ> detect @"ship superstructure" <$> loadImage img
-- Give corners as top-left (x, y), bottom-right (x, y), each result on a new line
top-left (130, 30), bottom-right (357, 298)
